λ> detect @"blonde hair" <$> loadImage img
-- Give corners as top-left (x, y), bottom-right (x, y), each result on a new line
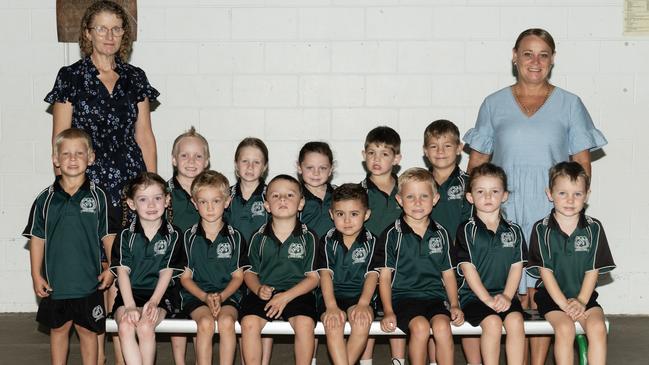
top-left (191, 170), bottom-right (230, 198)
top-left (53, 128), bottom-right (93, 155)
top-left (79, 1), bottom-right (133, 61)
top-left (171, 126), bottom-right (210, 159)
top-left (397, 167), bottom-right (437, 194)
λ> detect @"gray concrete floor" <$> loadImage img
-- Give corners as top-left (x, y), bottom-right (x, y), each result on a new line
top-left (0, 313), bottom-right (646, 364)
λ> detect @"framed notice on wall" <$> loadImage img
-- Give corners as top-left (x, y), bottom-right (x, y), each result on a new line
top-left (625, 0), bottom-right (649, 35)
top-left (56, 0), bottom-right (137, 42)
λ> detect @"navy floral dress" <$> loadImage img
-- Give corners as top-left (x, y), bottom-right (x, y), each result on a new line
top-left (45, 57), bottom-right (159, 207)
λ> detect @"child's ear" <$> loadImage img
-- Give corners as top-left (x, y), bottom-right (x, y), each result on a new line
top-left (126, 198), bottom-right (136, 211)
top-left (298, 196), bottom-right (306, 212)
top-left (263, 200), bottom-right (271, 213)
top-left (502, 190), bottom-right (509, 203)
top-left (165, 194), bottom-right (171, 207)
top-left (171, 156), bottom-right (178, 168)
top-left (364, 209), bottom-right (371, 222)
top-left (545, 188), bottom-right (553, 202)
top-left (465, 192), bottom-right (474, 205)
top-left (88, 151), bottom-right (96, 166)
top-left (296, 162), bottom-right (302, 175)
top-left (393, 153), bottom-right (402, 166)
top-left (224, 196), bottom-right (232, 209)
top-left (456, 143), bottom-right (464, 155)
top-left (51, 154), bottom-right (60, 168)
top-left (361, 150), bottom-right (367, 161)
top-left (329, 209), bottom-right (334, 221)
top-left (585, 189), bottom-right (591, 203)
top-left (191, 198), bottom-right (198, 210)
top-left (432, 192), bottom-right (440, 207)
top-left (395, 193), bottom-right (403, 207)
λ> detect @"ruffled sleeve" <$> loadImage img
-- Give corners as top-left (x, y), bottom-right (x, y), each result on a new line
top-left (463, 98), bottom-right (495, 155)
top-left (44, 66), bottom-right (76, 104)
top-left (131, 66), bottom-right (160, 103)
top-left (568, 96), bottom-right (607, 154)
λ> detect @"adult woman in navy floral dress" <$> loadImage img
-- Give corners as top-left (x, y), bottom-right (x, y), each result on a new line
top-left (46, 1), bottom-right (158, 212)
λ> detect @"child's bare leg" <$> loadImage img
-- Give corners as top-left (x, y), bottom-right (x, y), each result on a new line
top-left (427, 338), bottom-right (435, 364)
top-left (479, 315), bottom-right (503, 365)
top-left (171, 335), bottom-right (187, 365)
top-left (323, 312), bottom-right (347, 365)
top-left (75, 324), bottom-right (99, 365)
top-left (545, 311), bottom-right (575, 365)
top-left (580, 307), bottom-right (607, 365)
top-left (136, 308), bottom-right (166, 365)
top-left (241, 315), bottom-right (267, 365)
top-left (346, 307), bottom-right (372, 364)
top-left (525, 288), bottom-right (550, 365)
top-left (50, 320), bottom-right (73, 365)
top-left (191, 306), bottom-right (215, 365)
top-left (503, 312), bottom-right (525, 365)
top-left (389, 338), bottom-right (406, 363)
top-left (108, 285), bottom-right (125, 365)
top-left (115, 307), bottom-right (143, 365)
top-left (431, 314), bottom-right (453, 365)
top-left (360, 338), bottom-right (375, 362)
top-left (288, 315), bottom-right (316, 365)
top-left (408, 317), bottom-right (430, 365)
top-left (260, 337), bottom-right (273, 365)
top-left (217, 306), bottom-right (239, 365)
top-left (461, 337), bottom-right (482, 364)
top-left (98, 331), bottom-right (106, 365)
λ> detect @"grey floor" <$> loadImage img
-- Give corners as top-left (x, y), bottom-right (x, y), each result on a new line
top-left (0, 313), bottom-right (646, 364)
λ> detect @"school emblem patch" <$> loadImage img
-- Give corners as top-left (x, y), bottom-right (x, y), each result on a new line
top-left (217, 242), bottom-right (232, 258)
top-left (251, 201), bottom-right (265, 217)
top-left (447, 185), bottom-right (463, 200)
top-left (501, 232), bottom-right (515, 248)
top-left (574, 236), bottom-right (590, 252)
top-left (80, 197), bottom-right (97, 213)
top-left (153, 240), bottom-right (168, 255)
top-left (288, 242), bottom-right (305, 259)
top-left (428, 237), bottom-right (443, 254)
top-left (92, 305), bottom-right (104, 322)
top-left (351, 247), bottom-right (368, 264)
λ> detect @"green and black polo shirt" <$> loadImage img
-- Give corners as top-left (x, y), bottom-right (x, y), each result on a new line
top-left (316, 227), bottom-right (377, 299)
top-left (225, 181), bottom-right (268, 243)
top-left (527, 211), bottom-right (616, 299)
top-left (181, 222), bottom-right (248, 307)
top-left (371, 217), bottom-right (453, 302)
top-left (23, 177), bottom-right (117, 300)
top-left (299, 183), bottom-right (334, 239)
top-left (110, 218), bottom-right (184, 290)
top-left (361, 175), bottom-right (402, 237)
top-left (454, 215), bottom-right (527, 307)
top-left (167, 177), bottom-right (199, 233)
top-left (431, 166), bottom-right (473, 242)
top-left (243, 220), bottom-right (317, 292)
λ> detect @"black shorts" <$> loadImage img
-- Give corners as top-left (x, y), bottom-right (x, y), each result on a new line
top-left (36, 291), bottom-right (106, 333)
top-left (112, 288), bottom-right (177, 317)
top-left (240, 291), bottom-right (317, 323)
top-left (317, 296), bottom-right (377, 318)
top-left (534, 288), bottom-right (600, 317)
top-left (394, 298), bottom-right (450, 335)
top-left (182, 297), bottom-right (240, 318)
top-left (462, 297), bottom-right (524, 327)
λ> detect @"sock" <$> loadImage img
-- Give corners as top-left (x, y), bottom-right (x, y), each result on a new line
top-left (360, 360), bottom-right (373, 365)
top-left (429, 363), bottom-right (437, 365)
top-left (311, 358), bottom-right (316, 365)
top-left (392, 358), bottom-right (406, 365)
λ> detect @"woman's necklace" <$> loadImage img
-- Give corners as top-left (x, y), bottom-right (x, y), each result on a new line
top-left (513, 84), bottom-right (552, 116)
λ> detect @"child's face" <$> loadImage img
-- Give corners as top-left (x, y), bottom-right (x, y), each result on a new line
top-left (192, 186), bottom-right (230, 224)
top-left (424, 134), bottom-right (462, 171)
top-left (297, 152), bottom-right (333, 189)
top-left (264, 179), bottom-right (305, 219)
top-left (362, 143), bottom-right (401, 177)
top-left (330, 199), bottom-right (370, 239)
top-left (172, 137), bottom-right (209, 180)
top-left (466, 175), bottom-right (508, 215)
top-left (52, 138), bottom-right (95, 178)
top-left (396, 180), bottom-right (439, 221)
top-left (546, 176), bottom-right (589, 219)
top-left (236, 146), bottom-right (266, 183)
top-left (127, 184), bottom-right (169, 223)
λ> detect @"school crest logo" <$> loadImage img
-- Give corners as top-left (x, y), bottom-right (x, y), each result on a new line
top-left (288, 242), bottom-right (305, 259)
top-left (447, 185), bottom-right (463, 200)
top-left (428, 237), bottom-right (443, 254)
top-left (217, 242), bottom-right (232, 258)
top-left (92, 305), bottom-right (104, 322)
top-left (251, 201), bottom-right (265, 217)
top-left (352, 247), bottom-right (368, 264)
top-left (574, 236), bottom-right (590, 252)
top-left (80, 197), bottom-right (97, 213)
top-left (153, 240), bottom-right (167, 255)
top-left (501, 232), bottom-right (515, 248)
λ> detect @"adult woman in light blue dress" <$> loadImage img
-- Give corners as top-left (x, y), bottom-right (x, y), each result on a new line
top-left (464, 28), bottom-right (607, 365)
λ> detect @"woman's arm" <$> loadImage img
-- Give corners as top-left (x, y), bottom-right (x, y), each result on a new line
top-left (51, 102), bottom-right (73, 175)
top-left (467, 149), bottom-right (491, 174)
top-left (134, 98), bottom-right (157, 173)
top-left (570, 149), bottom-right (592, 177)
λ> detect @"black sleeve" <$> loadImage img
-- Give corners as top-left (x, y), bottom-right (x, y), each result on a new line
top-left (370, 227), bottom-right (390, 271)
top-left (315, 236), bottom-right (328, 271)
top-left (238, 234), bottom-right (250, 269)
top-left (592, 219), bottom-right (615, 274)
top-left (453, 223), bottom-right (472, 270)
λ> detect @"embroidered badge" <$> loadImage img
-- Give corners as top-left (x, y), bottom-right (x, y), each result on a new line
top-left (501, 232), bottom-right (515, 248)
top-left (153, 240), bottom-right (167, 255)
top-left (80, 197), bottom-right (97, 213)
top-left (92, 305), bottom-right (104, 322)
top-left (574, 236), bottom-right (590, 252)
top-left (288, 242), bottom-right (305, 259)
top-left (351, 247), bottom-right (368, 264)
top-left (428, 236), bottom-right (443, 254)
top-left (251, 201), bottom-right (265, 217)
top-left (447, 185), bottom-right (463, 200)
top-left (217, 242), bottom-right (232, 258)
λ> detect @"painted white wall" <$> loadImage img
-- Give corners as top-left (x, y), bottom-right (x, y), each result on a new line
top-left (0, 0), bottom-right (646, 314)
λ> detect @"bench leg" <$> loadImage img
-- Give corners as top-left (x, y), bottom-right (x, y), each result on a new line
top-left (576, 334), bottom-right (588, 365)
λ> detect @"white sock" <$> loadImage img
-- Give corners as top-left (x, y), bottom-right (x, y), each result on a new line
top-left (392, 358), bottom-right (406, 365)
top-left (430, 363), bottom-right (437, 365)
top-left (360, 360), bottom-right (373, 365)
top-left (311, 358), bottom-right (316, 365)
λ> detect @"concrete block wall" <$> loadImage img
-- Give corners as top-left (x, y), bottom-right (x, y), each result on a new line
top-left (0, 0), bottom-right (647, 313)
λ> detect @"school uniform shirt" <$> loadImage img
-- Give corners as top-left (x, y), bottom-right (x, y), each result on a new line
top-left (110, 218), bottom-right (184, 291)
top-left (372, 217), bottom-right (453, 302)
top-left (299, 183), bottom-right (335, 239)
top-left (527, 210), bottom-right (616, 299)
top-left (316, 227), bottom-right (376, 299)
top-left (167, 177), bottom-right (199, 232)
top-left (454, 215), bottom-right (527, 307)
top-left (23, 177), bottom-right (117, 300)
top-left (225, 181), bottom-right (268, 243)
top-left (361, 175), bottom-right (402, 237)
top-left (243, 220), bottom-right (317, 292)
top-left (181, 222), bottom-right (248, 306)
top-left (431, 166), bottom-right (473, 242)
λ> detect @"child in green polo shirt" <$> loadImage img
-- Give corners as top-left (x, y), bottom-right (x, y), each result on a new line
top-left (240, 174), bottom-right (319, 365)
top-left (317, 183), bottom-right (378, 365)
top-left (25, 128), bottom-right (116, 365)
top-left (297, 141), bottom-right (335, 239)
top-left (179, 170), bottom-right (247, 365)
top-left (374, 168), bottom-right (464, 365)
top-left (454, 163), bottom-right (526, 365)
top-left (110, 172), bottom-right (184, 365)
top-left (527, 162), bottom-right (615, 365)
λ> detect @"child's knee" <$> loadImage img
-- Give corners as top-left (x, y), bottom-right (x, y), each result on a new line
top-left (197, 315), bottom-right (216, 334)
top-left (135, 322), bottom-right (156, 339)
top-left (553, 320), bottom-right (576, 339)
top-left (217, 314), bottom-right (236, 332)
top-left (431, 318), bottom-right (451, 339)
top-left (292, 316), bottom-right (315, 332)
top-left (117, 321), bottom-right (136, 335)
top-left (480, 315), bottom-right (503, 335)
top-left (241, 316), bottom-right (262, 333)
top-left (587, 319), bottom-right (607, 340)
top-left (409, 318), bottom-right (431, 339)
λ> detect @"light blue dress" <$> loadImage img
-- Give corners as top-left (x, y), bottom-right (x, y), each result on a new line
top-left (463, 86), bottom-right (607, 292)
